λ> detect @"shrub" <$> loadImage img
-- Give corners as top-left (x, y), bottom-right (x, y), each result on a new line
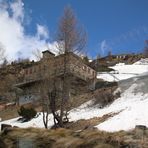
top-left (95, 81), bottom-right (118, 89)
top-left (96, 65), bottom-right (114, 72)
top-left (18, 106), bottom-right (37, 121)
top-left (94, 91), bottom-right (115, 107)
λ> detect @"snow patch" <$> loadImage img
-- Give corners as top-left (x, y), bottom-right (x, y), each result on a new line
top-left (98, 59), bottom-right (148, 82)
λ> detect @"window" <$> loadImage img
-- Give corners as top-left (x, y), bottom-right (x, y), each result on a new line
top-left (43, 65), bottom-right (46, 71)
top-left (88, 68), bottom-right (90, 74)
top-left (34, 67), bottom-right (36, 73)
top-left (82, 66), bottom-right (87, 71)
top-left (93, 71), bottom-right (96, 77)
top-left (39, 65), bottom-right (42, 71)
top-left (25, 69), bottom-right (28, 75)
top-left (30, 68), bottom-right (32, 74)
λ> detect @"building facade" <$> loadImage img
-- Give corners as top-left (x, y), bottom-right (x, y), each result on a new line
top-left (15, 50), bottom-right (97, 105)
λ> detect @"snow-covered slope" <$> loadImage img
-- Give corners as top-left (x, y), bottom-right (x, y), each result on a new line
top-left (97, 73), bottom-right (135, 82)
top-left (1, 59), bottom-right (148, 132)
top-left (1, 74), bottom-right (148, 132)
top-left (96, 77), bottom-right (148, 132)
top-left (133, 58), bottom-right (148, 65)
top-left (71, 74), bottom-right (148, 132)
top-left (97, 59), bottom-right (148, 82)
top-left (0, 113), bottom-right (53, 129)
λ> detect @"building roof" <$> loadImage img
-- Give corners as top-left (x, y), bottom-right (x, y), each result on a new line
top-left (42, 50), bottom-right (55, 56)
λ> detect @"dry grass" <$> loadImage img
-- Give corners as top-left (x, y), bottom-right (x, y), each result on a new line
top-left (0, 107), bottom-right (19, 121)
top-left (64, 112), bottom-right (118, 131)
top-left (69, 91), bottom-right (94, 109)
top-left (1, 127), bottom-right (147, 148)
top-left (0, 104), bottom-right (42, 121)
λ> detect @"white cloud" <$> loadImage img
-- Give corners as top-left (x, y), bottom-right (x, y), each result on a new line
top-left (100, 40), bottom-right (112, 56)
top-left (0, 0), bottom-right (57, 61)
top-left (108, 26), bottom-right (148, 48)
top-left (37, 24), bottom-right (49, 40)
top-left (100, 40), bottom-right (108, 55)
top-left (10, 0), bottom-right (24, 23)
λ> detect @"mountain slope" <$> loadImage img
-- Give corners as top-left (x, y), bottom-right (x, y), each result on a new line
top-left (1, 75), bottom-right (148, 132)
top-left (1, 60), bottom-right (148, 132)
top-left (68, 75), bottom-right (148, 132)
top-left (97, 59), bottom-right (148, 82)
top-left (96, 75), bottom-right (148, 131)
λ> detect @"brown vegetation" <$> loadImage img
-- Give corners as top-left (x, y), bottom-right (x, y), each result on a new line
top-left (64, 112), bottom-right (119, 131)
top-left (1, 127), bottom-right (148, 148)
top-left (0, 107), bottom-right (19, 121)
top-left (0, 104), bottom-right (41, 121)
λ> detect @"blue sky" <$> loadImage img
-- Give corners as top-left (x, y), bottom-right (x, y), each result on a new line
top-left (0, 0), bottom-right (148, 60)
top-left (23, 0), bottom-right (148, 57)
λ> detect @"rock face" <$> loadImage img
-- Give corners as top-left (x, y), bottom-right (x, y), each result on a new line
top-left (1, 124), bottom-right (12, 131)
top-left (135, 125), bottom-right (148, 138)
top-left (17, 138), bottom-right (35, 148)
top-left (0, 61), bottom-right (33, 102)
top-left (135, 125), bottom-right (147, 130)
top-left (118, 74), bottom-right (148, 94)
top-left (0, 138), bottom-right (6, 148)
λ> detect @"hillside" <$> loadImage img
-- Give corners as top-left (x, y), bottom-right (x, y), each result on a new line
top-left (0, 60), bottom-right (35, 101)
top-left (0, 58), bottom-right (148, 140)
top-left (97, 74), bottom-right (148, 131)
top-left (97, 58), bottom-right (148, 82)
top-left (1, 71), bottom-right (148, 133)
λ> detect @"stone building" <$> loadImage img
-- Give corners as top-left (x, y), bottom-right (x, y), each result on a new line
top-left (91, 53), bottom-right (144, 69)
top-left (15, 50), bottom-right (97, 105)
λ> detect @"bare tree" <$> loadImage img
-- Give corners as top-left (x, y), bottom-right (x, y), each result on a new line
top-left (39, 80), bottom-right (51, 129)
top-left (50, 5), bottom-right (87, 128)
top-left (0, 42), bottom-right (6, 64)
top-left (1, 58), bottom-right (8, 68)
top-left (32, 49), bottom-right (42, 61)
top-left (31, 6), bottom-right (87, 128)
top-left (56, 5), bottom-right (87, 54)
top-left (143, 40), bottom-right (148, 58)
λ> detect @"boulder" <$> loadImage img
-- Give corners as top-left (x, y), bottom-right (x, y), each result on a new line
top-left (135, 125), bottom-right (147, 138)
top-left (135, 125), bottom-right (147, 130)
top-left (1, 124), bottom-right (12, 131)
top-left (0, 138), bottom-right (6, 148)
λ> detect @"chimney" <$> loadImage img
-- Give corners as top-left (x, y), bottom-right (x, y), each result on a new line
top-left (42, 50), bottom-right (55, 59)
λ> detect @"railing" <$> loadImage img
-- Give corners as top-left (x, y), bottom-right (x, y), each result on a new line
top-left (16, 72), bottom-right (45, 86)
top-left (16, 65), bottom-right (95, 86)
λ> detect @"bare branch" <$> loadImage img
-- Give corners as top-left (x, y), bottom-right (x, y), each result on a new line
top-left (32, 49), bottom-right (42, 61)
top-left (144, 40), bottom-right (148, 58)
top-left (0, 42), bottom-right (6, 63)
top-left (56, 5), bottom-right (87, 54)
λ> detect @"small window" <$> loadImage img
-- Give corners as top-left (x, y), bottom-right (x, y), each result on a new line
top-left (30, 68), bottom-right (32, 74)
top-left (82, 66), bottom-right (86, 71)
top-left (34, 67), bottom-right (36, 73)
top-left (43, 65), bottom-right (46, 71)
top-left (93, 71), bottom-right (95, 76)
top-left (88, 68), bottom-right (90, 73)
top-left (25, 69), bottom-right (28, 75)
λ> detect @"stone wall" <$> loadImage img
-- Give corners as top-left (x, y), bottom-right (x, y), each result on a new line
top-left (18, 52), bottom-right (96, 85)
